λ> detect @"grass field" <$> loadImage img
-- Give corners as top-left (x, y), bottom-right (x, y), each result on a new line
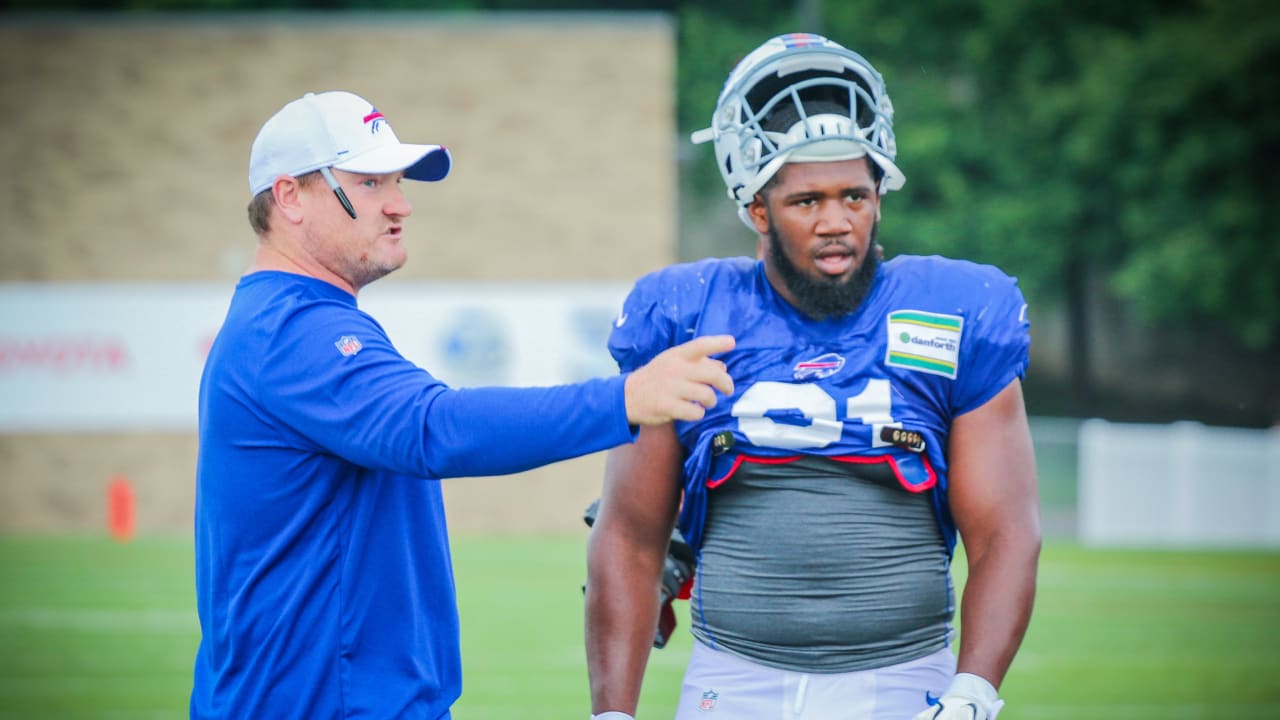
top-left (0, 535), bottom-right (1277, 719)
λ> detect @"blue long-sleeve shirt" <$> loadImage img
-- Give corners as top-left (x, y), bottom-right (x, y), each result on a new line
top-left (191, 271), bottom-right (634, 719)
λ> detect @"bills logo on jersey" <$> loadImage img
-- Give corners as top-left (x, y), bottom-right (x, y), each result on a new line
top-left (334, 335), bottom-right (363, 357)
top-left (792, 352), bottom-right (845, 380)
top-left (698, 689), bottom-right (718, 711)
top-left (885, 310), bottom-right (963, 379)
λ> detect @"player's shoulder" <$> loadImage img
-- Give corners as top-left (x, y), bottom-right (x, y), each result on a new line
top-left (884, 253), bottom-right (1017, 282)
top-left (882, 254), bottom-right (1022, 303)
top-left (634, 255), bottom-right (756, 289)
top-left (627, 256), bottom-right (757, 307)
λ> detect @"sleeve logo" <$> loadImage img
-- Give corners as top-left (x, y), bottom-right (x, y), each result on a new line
top-left (334, 335), bottom-right (363, 357)
top-left (884, 310), bottom-right (963, 379)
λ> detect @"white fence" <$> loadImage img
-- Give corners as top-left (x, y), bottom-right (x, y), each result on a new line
top-left (1079, 418), bottom-right (1280, 548)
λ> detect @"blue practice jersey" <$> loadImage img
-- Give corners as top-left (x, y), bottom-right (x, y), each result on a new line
top-left (609, 255), bottom-right (1030, 555)
top-left (193, 272), bottom-right (634, 719)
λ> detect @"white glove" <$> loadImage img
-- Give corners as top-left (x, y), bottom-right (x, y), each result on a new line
top-left (912, 673), bottom-right (1005, 720)
top-left (591, 713), bottom-right (635, 720)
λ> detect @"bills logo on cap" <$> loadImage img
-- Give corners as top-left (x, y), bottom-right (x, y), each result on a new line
top-left (793, 352), bottom-right (845, 381)
top-left (335, 335), bottom-right (363, 357)
top-left (363, 109), bottom-right (386, 135)
top-left (698, 689), bottom-right (718, 712)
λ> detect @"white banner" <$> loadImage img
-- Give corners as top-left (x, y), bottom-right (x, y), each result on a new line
top-left (0, 282), bottom-right (630, 432)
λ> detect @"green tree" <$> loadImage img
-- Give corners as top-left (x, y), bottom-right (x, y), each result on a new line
top-left (678, 1), bottom-right (1278, 421)
top-left (950, 0), bottom-right (1279, 411)
top-left (8, 0), bottom-right (1275, 420)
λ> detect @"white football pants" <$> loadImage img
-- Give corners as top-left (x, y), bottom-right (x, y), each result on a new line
top-left (674, 641), bottom-right (955, 719)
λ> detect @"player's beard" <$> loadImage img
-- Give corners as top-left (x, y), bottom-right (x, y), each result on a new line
top-left (767, 219), bottom-right (880, 320)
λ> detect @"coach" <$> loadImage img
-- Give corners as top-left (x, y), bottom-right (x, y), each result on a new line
top-left (189, 90), bottom-right (735, 720)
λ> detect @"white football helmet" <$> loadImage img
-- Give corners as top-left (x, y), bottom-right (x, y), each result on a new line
top-left (691, 33), bottom-right (906, 228)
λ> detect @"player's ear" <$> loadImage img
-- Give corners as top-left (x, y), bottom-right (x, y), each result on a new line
top-left (747, 194), bottom-right (770, 234)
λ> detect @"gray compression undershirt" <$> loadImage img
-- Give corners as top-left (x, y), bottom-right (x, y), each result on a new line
top-left (689, 454), bottom-right (953, 672)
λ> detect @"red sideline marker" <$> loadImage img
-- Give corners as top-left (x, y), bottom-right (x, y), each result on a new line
top-left (108, 476), bottom-right (135, 542)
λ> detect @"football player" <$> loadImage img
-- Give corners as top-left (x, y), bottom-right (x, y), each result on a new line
top-left (585, 33), bottom-right (1040, 720)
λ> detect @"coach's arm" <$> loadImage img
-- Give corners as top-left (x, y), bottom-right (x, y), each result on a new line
top-left (585, 423), bottom-right (685, 717)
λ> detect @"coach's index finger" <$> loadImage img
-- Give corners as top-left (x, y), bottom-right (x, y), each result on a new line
top-left (674, 334), bottom-right (735, 359)
top-left (679, 334), bottom-right (735, 396)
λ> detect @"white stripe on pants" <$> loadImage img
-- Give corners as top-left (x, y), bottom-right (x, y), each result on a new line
top-left (674, 641), bottom-right (955, 719)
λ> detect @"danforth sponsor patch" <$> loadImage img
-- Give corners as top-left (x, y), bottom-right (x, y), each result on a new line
top-left (885, 310), bottom-right (963, 379)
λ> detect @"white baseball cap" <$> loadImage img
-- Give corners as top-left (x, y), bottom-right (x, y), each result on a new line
top-left (248, 90), bottom-right (452, 196)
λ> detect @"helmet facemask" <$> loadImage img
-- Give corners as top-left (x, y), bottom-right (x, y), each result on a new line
top-left (692, 34), bottom-right (905, 229)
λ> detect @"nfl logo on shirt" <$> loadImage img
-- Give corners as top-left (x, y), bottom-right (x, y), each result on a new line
top-left (334, 335), bottom-right (363, 357)
top-left (699, 689), bottom-right (718, 711)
